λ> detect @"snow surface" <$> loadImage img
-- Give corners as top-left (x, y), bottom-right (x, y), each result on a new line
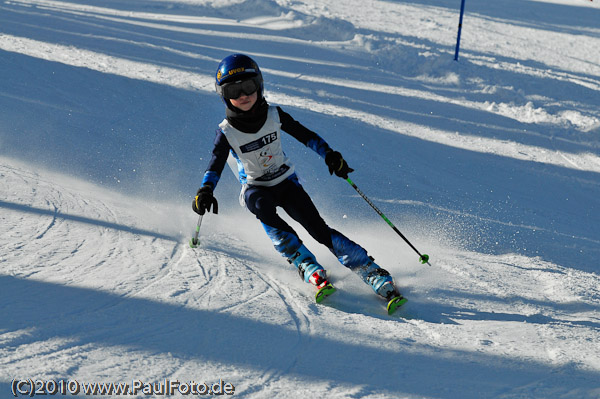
top-left (1, 0), bottom-right (600, 397)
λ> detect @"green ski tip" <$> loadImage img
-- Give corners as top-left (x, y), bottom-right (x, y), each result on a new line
top-left (315, 283), bottom-right (336, 303)
top-left (387, 296), bottom-right (407, 315)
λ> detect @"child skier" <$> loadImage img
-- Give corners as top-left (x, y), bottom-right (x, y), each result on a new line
top-left (193, 53), bottom-right (404, 307)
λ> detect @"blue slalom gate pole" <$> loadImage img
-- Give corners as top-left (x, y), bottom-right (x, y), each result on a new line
top-left (454, 0), bottom-right (466, 61)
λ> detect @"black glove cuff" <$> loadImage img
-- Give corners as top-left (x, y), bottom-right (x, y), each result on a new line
top-left (198, 185), bottom-right (213, 194)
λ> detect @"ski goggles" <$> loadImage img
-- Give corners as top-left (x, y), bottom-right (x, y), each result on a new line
top-left (216, 76), bottom-right (260, 100)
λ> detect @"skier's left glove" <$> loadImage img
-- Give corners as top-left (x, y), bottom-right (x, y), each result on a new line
top-left (325, 149), bottom-right (354, 179)
top-left (192, 186), bottom-right (219, 215)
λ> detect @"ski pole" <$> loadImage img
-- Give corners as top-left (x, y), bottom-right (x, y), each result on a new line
top-left (346, 177), bottom-right (431, 266)
top-left (189, 214), bottom-right (203, 248)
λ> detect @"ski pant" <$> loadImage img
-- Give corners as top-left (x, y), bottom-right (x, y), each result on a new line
top-left (244, 174), bottom-right (372, 271)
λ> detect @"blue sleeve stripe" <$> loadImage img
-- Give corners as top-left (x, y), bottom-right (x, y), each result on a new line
top-left (307, 137), bottom-right (329, 158)
top-left (202, 171), bottom-right (220, 188)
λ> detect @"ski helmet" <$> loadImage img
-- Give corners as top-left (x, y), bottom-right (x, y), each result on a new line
top-left (215, 54), bottom-right (263, 107)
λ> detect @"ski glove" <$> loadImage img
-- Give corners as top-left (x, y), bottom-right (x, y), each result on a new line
top-left (325, 150), bottom-right (354, 179)
top-left (192, 186), bottom-right (219, 215)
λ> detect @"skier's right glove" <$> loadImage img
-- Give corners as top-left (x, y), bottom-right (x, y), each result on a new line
top-left (325, 149), bottom-right (354, 179)
top-left (192, 186), bottom-right (219, 215)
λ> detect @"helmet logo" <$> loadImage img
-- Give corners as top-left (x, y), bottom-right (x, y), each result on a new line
top-left (228, 67), bottom-right (246, 76)
top-left (217, 66), bottom-right (255, 84)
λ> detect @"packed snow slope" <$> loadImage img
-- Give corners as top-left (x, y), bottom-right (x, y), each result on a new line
top-left (1, 0), bottom-right (600, 398)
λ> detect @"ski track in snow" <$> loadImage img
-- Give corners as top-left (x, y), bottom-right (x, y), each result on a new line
top-left (1, 0), bottom-right (600, 397)
top-left (1, 159), bottom-right (600, 398)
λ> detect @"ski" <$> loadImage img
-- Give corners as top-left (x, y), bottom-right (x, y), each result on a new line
top-left (315, 282), bottom-right (336, 303)
top-left (387, 295), bottom-right (407, 315)
top-left (313, 279), bottom-right (406, 316)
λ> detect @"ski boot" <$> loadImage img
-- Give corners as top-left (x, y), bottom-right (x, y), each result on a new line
top-left (288, 244), bottom-right (336, 303)
top-left (364, 258), bottom-right (407, 314)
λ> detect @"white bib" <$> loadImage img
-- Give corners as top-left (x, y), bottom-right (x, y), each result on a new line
top-left (219, 106), bottom-right (295, 187)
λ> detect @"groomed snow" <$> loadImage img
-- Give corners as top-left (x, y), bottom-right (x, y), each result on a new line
top-left (1, 0), bottom-right (599, 398)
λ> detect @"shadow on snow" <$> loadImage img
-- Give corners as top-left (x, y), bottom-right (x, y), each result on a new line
top-left (1, 275), bottom-right (599, 398)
